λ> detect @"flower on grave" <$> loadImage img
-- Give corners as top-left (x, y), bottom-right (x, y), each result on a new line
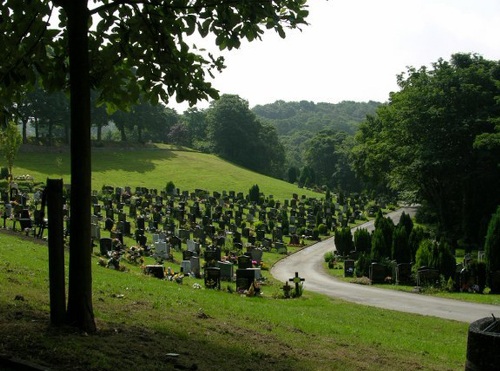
top-left (193, 283), bottom-right (202, 289)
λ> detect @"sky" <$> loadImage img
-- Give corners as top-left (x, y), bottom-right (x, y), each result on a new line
top-left (171, 0), bottom-right (500, 112)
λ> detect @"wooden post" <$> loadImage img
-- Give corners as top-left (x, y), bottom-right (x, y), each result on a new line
top-left (47, 178), bottom-right (66, 326)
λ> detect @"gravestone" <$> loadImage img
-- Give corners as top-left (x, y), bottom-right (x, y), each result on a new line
top-left (91, 222), bottom-right (101, 241)
top-left (238, 255), bottom-right (253, 269)
top-left (204, 249), bottom-right (219, 267)
top-left (204, 267), bottom-right (221, 289)
top-left (396, 263), bottom-right (413, 285)
top-left (250, 248), bottom-right (263, 264)
top-left (217, 261), bottom-right (234, 281)
top-left (275, 242), bottom-right (287, 254)
top-left (186, 239), bottom-right (200, 254)
top-left (247, 267), bottom-right (261, 280)
top-left (369, 262), bottom-right (386, 283)
top-left (288, 272), bottom-right (305, 297)
top-left (154, 241), bottom-right (169, 260)
top-left (344, 259), bottom-right (355, 277)
top-left (178, 228), bottom-right (190, 242)
top-left (144, 265), bottom-right (165, 279)
top-left (99, 237), bottom-right (112, 256)
top-left (182, 250), bottom-right (194, 261)
top-left (236, 269), bottom-right (255, 291)
top-left (417, 267), bottom-right (440, 286)
top-left (181, 260), bottom-right (191, 275)
top-left (190, 256), bottom-right (201, 278)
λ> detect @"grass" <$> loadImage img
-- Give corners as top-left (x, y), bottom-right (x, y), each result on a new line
top-left (0, 231), bottom-right (469, 370)
top-left (14, 143), bottom-right (321, 201)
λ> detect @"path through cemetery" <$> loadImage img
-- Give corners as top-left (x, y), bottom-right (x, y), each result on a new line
top-left (271, 207), bottom-right (500, 323)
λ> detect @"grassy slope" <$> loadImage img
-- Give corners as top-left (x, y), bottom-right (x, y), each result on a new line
top-left (0, 233), bottom-right (467, 371)
top-left (14, 143), bottom-right (321, 200)
top-left (0, 144), bottom-right (470, 370)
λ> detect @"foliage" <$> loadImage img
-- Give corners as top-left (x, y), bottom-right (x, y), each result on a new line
top-left (355, 252), bottom-right (371, 277)
top-left (253, 100), bottom-right (380, 171)
top-left (317, 223), bottom-right (328, 235)
top-left (206, 95), bottom-right (285, 177)
top-left (484, 206), bottom-right (500, 292)
top-left (353, 53), bottom-right (500, 245)
top-left (353, 228), bottom-right (371, 254)
top-left (165, 181), bottom-right (176, 195)
top-left (484, 206), bottom-right (500, 273)
top-left (408, 225), bottom-right (426, 264)
top-left (0, 121), bottom-right (22, 177)
top-left (334, 227), bottom-right (353, 257)
top-left (436, 239), bottom-right (457, 281)
top-left (414, 239), bottom-right (439, 270)
top-left (392, 225), bottom-right (411, 263)
top-left (370, 229), bottom-right (387, 262)
top-left (248, 184), bottom-right (260, 204)
top-left (373, 211), bottom-right (393, 259)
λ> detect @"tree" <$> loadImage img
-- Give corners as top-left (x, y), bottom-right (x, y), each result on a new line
top-left (353, 228), bottom-right (371, 254)
top-left (484, 206), bottom-right (500, 293)
top-left (334, 227), bottom-right (353, 257)
top-left (206, 94), bottom-right (261, 166)
top-left (206, 94), bottom-right (284, 176)
top-left (1, 0), bottom-right (308, 333)
top-left (391, 225), bottom-right (411, 263)
top-left (0, 121), bottom-right (22, 178)
top-left (353, 54), bottom-right (500, 245)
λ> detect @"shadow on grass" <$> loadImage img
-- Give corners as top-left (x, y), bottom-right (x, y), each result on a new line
top-left (17, 146), bottom-right (179, 175)
top-left (0, 302), bottom-right (301, 371)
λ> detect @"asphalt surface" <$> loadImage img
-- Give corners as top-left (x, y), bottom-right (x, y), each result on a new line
top-left (271, 207), bottom-right (500, 323)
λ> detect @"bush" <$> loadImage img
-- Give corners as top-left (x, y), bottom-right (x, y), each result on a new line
top-left (165, 181), bottom-right (176, 194)
top-left (355, 253), bottom-right (371, 277)
top-left (354, 228), bottom-right (371, 254)
top-left (324, 250), bottom-right (335, 263)
top-left (484, 206), bottom-right (500, 292)
top-left (317, 223), bottom-right (327, 235)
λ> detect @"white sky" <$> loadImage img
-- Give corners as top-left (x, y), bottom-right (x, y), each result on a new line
top-left (171, 0), bottom-right (500, 112)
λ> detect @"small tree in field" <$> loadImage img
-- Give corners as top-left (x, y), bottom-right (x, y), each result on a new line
top-left (484, 206), bottom-right (500, 293)
top-left (0, 121), bottom-right (22, 179)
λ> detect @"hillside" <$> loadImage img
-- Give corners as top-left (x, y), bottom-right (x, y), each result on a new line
top-left (252, 100), bottom-right (381, 136)
top-left (14, 143), bottom-right (322, 200)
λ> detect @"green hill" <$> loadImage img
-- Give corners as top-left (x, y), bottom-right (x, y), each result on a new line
top-left (13, 143), bottom-right (322, 200)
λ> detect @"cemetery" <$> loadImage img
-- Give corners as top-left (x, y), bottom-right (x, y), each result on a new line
top-left (2, 177), bottom-right (499, 370)
top-left (2, 176), bottom-right (499, 297)
top-left (0, 179), bottom-right (376, 298)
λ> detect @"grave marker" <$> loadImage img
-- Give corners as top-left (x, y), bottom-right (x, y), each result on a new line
top-left (288, 272), bottom-right (305, 297)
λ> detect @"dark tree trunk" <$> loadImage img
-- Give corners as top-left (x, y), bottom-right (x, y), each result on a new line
top-left (64, 119), bottom-right (70, 144)
top-left (47, 178), bottom-right (66, 326)
top-left (64, 0), bottom-right (96, 333)
top-left (35, 117), bottom-right (39, 141)
top-left (48, 121), bottom-right (53, 146)
top-left (22, 118), bottom-right (28, 144)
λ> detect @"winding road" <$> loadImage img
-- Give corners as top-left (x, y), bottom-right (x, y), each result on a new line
top-left (271, 207), bottom-right (499, 323)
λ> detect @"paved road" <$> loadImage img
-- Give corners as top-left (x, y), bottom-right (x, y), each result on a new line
top-left (271, 208), bottom-right (499, 323)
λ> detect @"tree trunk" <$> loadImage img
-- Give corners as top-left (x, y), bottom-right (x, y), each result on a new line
top-left (35, 117), bottom-right (39, 141)
top-left (47, 178), bottom-right (66, 326)
top-left (97, 123), bottom-right (102, 142)
top-left (22, 118), bottom-right (28, 144)
top-left (64, 0), bottom-right (96, 333)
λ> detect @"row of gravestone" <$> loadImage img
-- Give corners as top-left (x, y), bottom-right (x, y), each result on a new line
top-left (343, 259), bottom-right (436, 286)
top-left (93, 185), bottom-right (370, 232)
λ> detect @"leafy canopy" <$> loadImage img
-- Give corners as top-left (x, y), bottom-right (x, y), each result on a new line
top-left (0, 0), bottom-right (309, 112)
